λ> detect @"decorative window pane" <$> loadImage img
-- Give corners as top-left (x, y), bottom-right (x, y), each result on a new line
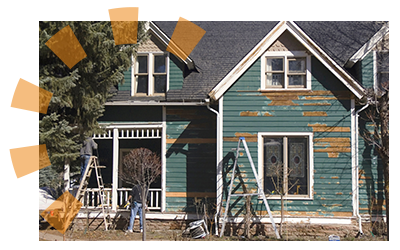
top-left (264, 138), bottom-right (283, 194)
top-left (137, 56), bottom-right (148, 73)
top-left (154, 55), bottom-right (166, 73)
top-left (154, 75), bottom-right (167, 93)
top-left (288, 138), bottom-right (308, 195)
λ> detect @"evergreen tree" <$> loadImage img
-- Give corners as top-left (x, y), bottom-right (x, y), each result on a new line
top-left (39, 21), bottom-right (147, 190)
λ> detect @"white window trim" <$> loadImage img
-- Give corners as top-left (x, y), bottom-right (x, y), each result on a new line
top-left (261, 51), bottom-right (311, 91)
top-left (257, 132), bottom-right (314, 200)
top-left (131, 52), bottom-right (170, 96)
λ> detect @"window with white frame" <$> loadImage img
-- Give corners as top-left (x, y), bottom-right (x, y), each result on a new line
top-left (258, 132), bottom-right (313, 199)
top-left (261, 51), bottom-right (311, 90)
top-left (134, 52), bottom-right (168, 96)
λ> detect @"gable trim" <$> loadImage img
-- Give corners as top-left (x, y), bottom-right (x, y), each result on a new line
top-left (209, 21), bottom-right (365, 100)
top-left (345, 23), bottom-right (389, 68)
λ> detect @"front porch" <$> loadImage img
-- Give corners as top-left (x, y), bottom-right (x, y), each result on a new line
top-left (65, 121), bottom-right (166, 212)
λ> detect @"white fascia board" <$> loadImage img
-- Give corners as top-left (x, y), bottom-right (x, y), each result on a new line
top-left (209, 21), bottom-right (287, 101)
top-left (345, 23), bottom-right (389, 68)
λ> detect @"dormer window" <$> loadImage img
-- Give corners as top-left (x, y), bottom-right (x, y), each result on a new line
top-left (262, 51), bottom-right (311, 90)
top-left (133, 52), bottom-right (169, 96)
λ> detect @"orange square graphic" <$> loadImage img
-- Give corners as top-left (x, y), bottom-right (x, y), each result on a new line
top-left (40, 191), bottom-right (82, 234)
top-left (10, 144), bottom-right (51, 178)
top-left (109, 7), bottom-right (138, 45)
top-left (11, 79), bottom-right (52, 114)
top-left (111, 21), bottom-right (138, 45)
top-left (45, 25), bottom-right (87, 69)
top-left (167, 17), bottom-right (206, 61)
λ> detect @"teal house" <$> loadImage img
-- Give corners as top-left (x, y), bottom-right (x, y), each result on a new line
top-left (70, 21), bottom-right (388, 234)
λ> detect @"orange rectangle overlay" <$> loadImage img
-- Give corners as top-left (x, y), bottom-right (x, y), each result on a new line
top-left (109, 7), bottom-right (139, 45)
top-left (40, 191), bottom-right (83, 234)
top-left (167, 17), bottom-right (206, 61)
top-left (45, 25), bottom-right (87, 69)
top-left (11, 79), bottom-right (52, 114)
top-left (10, 144), bottom-right (51, 178)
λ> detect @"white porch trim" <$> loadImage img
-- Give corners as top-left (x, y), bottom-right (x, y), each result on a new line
top-left (92, 123), bottom-right (164, 212)
top-left (112, 127), bottom-right (119, 211)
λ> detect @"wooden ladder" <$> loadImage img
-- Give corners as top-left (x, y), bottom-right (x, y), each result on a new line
top-left (76, 156), bottom-right (112, 230)
top-left (219, 137), bottom-right (280, 239)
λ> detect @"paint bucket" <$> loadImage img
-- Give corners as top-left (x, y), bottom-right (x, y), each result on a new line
top-left (328, 235), bottom-right (340, 241)
top-left (183, 220), bottom-right (209, 239)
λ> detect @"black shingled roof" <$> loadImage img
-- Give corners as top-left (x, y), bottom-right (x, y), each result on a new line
top-left (109, 21), bottom-right (385, 103)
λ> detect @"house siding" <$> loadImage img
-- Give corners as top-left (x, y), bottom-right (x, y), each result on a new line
top-left (168, 56), bottom-right (184, 90)
top-left (222, 56), bottom-right (355, 217)
top-left (352, 51), bottom-right (386, 216)
top-left (165, 106), bottom-right (216, 212)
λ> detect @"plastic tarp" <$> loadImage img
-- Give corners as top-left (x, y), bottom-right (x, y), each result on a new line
top-left (39, 188), bottom-right (63, 211)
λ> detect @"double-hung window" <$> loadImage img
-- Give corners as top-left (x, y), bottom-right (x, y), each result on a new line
top-left (134, 52), bottom-right (168, 96)
top-left (262, 51), bottom-right (311, 90)
top-left (258, 132), bottom-right (313, 199)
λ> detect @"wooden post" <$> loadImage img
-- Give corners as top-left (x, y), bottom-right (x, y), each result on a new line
top-left (112, 128), bottom-right (119, 211)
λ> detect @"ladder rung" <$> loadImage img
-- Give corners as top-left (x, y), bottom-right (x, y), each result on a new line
top-left (230, 193), bottom-right (262, 197)
top-left (231, 148), bottom-right (244, 151)
top-left (97, 166), bottom-right (106, 169)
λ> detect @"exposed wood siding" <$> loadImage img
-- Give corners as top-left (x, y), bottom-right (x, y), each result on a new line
top-left (165, 106), bottom-right (216, 212)
top-left (222, 56), bottom-right (355, 216)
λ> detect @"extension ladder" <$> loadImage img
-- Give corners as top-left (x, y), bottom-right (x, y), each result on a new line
top-left (219, 137), bottom-right (280, 239)
top-left (76, 156), bottom-right (112, 230)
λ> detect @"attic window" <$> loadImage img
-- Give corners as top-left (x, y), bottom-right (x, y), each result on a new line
top-left (133, 52), bottom-right (169, 96)
top-left (262, 51), bottom-right (311, 90)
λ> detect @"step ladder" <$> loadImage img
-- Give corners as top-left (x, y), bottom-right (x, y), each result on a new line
top-left (75, 156), bottom-right (112, 230)
top-left (219, 137), bottom-right (280, 239)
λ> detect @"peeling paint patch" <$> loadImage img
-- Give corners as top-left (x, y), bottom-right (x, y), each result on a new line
top-left (224, 132), bottom-right (258, 142)
top-left (303, 111), bottom-right (327, 116)
top-left (262, 111), bottom-right (274, 116)
top-left (240, 111), bottom-right (259, 116)
top-left (303, 102), bottom-right (332, 106)
top-left (328, 153), bottom-right (339, 158)
top-left (308, 123), bottom-right (350, 132)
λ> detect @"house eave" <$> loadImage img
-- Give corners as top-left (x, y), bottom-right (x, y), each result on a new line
top-left (209, 21), bottom-right (366, 101)
top-left (345, 23), bottom-right (389, 68)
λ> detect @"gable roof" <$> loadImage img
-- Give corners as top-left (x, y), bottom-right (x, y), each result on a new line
top-left (139, 21), bottom-right (386, 101)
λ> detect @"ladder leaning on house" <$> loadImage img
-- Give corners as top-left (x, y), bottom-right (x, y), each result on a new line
top-left (219, 137), bottom-right (280, 239)
top-left (75, 156), bottom-right (112, 230)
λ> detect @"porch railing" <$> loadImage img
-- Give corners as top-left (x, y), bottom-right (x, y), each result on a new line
top-left (72, 187), bottom-right (162, 211)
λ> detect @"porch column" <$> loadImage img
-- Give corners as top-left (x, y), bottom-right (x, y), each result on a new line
top-left (112, 127), bottom-right (119, 211)
top-left (161, 106), bottom-right (167, 212)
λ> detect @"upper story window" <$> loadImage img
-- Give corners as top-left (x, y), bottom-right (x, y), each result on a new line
top-left (133, 52), bottom-right (169, 96)
top-left (261, 51), bottom-right (311, 90)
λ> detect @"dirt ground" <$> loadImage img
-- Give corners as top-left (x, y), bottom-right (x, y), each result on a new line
top-left (39, 228), bottom-right (387, 241)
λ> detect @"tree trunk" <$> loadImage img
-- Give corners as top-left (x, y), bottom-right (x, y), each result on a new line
top-left (141, 186), bottom-right (146, 241)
